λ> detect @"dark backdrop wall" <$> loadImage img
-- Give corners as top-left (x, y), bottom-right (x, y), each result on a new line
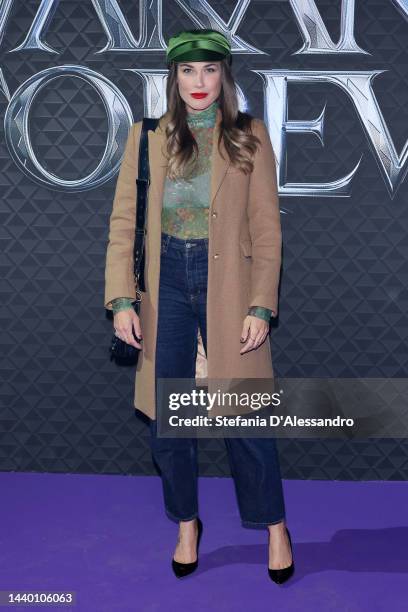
top-left (1, 0), bottom-right (407, 479)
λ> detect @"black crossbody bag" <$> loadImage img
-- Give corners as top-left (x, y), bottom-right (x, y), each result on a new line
top-left (110, 117), bottom-right (160, 362)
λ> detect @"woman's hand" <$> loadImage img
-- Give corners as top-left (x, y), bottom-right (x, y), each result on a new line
top-left (113, 309), bottom-right (143, 349)
top-left (240, 315), bottom-right (269, 354)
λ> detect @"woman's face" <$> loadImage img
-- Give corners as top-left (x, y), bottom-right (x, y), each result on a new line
top-left (176, 61), bottom-right (222, 114)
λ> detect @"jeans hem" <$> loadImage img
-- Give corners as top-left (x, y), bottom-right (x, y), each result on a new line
top-left (165, 508), bottom-right (199, 523)
top-left (241, 516), bottom-right (285, 530)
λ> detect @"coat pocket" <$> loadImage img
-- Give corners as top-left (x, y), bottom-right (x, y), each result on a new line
top-left (239, 239), bottom-right (252, 258)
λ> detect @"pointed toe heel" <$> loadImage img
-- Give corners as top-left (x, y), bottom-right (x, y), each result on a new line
top-left (172, 517), bottom-right (203, 578)
top-left (268, 526), bottom-right (295, 585)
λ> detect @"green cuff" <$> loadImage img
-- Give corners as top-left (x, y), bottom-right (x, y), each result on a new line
top-left (248, 306), bottom-right (272, 322)
top-left (111, 297), bottom-right (134, 315)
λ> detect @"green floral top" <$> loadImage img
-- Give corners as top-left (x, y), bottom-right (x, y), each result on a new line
top-left (160, 100), bottom-right (215, 238)
top-left (110, 100), bottom-right (273, 322)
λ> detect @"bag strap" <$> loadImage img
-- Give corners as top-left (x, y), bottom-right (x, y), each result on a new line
top-left (133, 117), bottom-right (160, 294)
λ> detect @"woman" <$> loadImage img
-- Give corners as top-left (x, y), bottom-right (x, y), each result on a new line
top-left (104, 29), bottom-right (294, 583)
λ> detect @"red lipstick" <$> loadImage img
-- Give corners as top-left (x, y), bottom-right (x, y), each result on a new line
top-left (191, 93), bottom-right (208, 99)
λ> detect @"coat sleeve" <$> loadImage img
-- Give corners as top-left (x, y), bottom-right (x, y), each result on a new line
top-left (247, 118), bottom-right (282, 317)
top-left (104, 121), bottom-right (143, 311)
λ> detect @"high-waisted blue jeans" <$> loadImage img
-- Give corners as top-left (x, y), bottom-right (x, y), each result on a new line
top-left (149, 231), bottom-right (286, 529)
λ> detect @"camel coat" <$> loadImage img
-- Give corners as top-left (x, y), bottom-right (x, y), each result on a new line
top-left (104, 108), bottom-right (282, 420)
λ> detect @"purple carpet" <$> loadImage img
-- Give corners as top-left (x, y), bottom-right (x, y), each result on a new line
top-left (0, 472), bottom-right (407, 611)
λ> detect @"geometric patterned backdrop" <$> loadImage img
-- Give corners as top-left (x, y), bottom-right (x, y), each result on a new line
top-left (1, 1), bottom-right (407, 479)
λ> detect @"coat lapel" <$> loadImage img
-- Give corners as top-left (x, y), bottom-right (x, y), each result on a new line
top-left (147, 107), bottom-right (231, 216)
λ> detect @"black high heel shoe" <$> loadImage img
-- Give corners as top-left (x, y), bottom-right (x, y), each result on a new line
top-left (172, 517), bottom-right (203, 578)
top-left (268, 526), bottom-right (295, 584)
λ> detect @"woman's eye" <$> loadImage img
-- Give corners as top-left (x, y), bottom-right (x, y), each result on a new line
top-left (181, 67), bottom-right (216, 74)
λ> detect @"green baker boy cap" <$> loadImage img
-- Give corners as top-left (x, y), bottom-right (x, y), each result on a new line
top-left (166, 29), bottom-right (231, 64)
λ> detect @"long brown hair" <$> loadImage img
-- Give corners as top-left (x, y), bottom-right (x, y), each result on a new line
top-left (162, 58), bottom-right (261, 180)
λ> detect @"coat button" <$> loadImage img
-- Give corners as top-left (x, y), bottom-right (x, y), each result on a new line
top-left (213, 254), bottom-right (219, 259)
top-left (211, 211), bottom-right (217, 218)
